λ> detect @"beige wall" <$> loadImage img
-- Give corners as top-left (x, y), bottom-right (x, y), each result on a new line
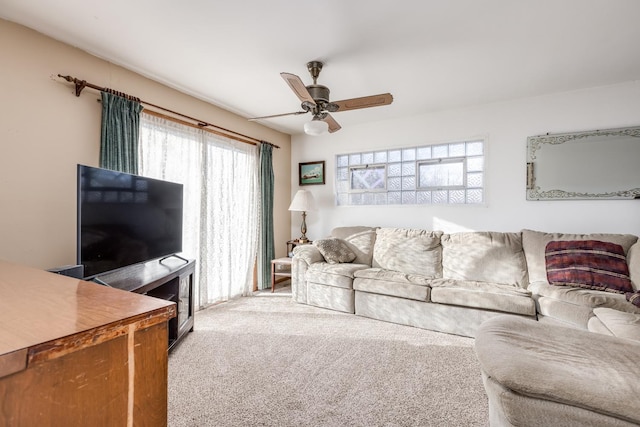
top-left (0, 19), bottom-right (291, 270)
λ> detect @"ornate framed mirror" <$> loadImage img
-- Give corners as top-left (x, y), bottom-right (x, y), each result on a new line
top-left (526, 126), bottom-right (640, 200)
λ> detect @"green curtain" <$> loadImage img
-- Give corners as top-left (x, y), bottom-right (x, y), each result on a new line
top-left (100, 91), bottom-right (143, 174)
top-left (258, 142), bottom-right (275, 290)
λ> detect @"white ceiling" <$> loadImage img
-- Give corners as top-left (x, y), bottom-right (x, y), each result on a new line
top-left (3, 0), bottom-right (640, 135)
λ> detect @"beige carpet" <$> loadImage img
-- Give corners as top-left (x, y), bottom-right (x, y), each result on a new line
top-left (168, 293), bottom-right (489, 426)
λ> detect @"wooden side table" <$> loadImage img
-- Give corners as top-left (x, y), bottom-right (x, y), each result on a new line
top-left (271, 257), bottom-right (292, 293)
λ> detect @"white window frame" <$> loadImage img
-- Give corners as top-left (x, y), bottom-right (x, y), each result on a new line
top-left (417, 157), bottom-right (467, 190)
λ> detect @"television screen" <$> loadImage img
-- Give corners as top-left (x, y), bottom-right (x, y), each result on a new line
top-left (77, 164), bottom-right (183, 278)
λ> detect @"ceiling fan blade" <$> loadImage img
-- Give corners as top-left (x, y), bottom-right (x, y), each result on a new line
top-left (248, 111), bottom-right (307, 120)
top-left (323, 114), bottom-right (342, 133)
top-left (333, 93), bottom-right (393, 112)
top-left (281, 72), bottom-right (316, 105)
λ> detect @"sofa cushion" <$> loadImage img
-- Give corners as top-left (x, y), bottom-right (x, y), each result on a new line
top-left (586, 316), bottom-right (613, 336)
top-left (545, 240), bottom-right (633, 293)
top-left (441, 231), bottom-right (528, 288)
top-left (590, 308), bottom-right (640, 342)
top-left (529, 281), bottom-right (640, 315)
top-left (535, 296), bottom-right (593, 328)
top-left (627, 241), bottom-right (640, 305)
top-left (306, 263), bottom-right (370, 289)
top-left (331, 226), bottom-right (377, 266)
top-left (522, 229), bottom-right (638, 285)
top-left (429, 279), bottom-right (535, 316)
top-left (372, 228), bottom-right (443, 277)
top-left (353, 268), bottom-right (431, 301)
top-left (313, 238), bottom-right (357, 264)
top-left (628, 241), bottom-right (640, 291)
top-left (354, 267), bottom-right (433, 286)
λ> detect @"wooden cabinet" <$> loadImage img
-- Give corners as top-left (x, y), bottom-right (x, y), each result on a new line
top-left (0, 259), bottom-right (176, 426)
top-left (99, 257), bottom-right (195, 351)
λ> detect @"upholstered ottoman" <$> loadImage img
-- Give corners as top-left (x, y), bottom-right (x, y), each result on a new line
top-left (475, 316), bottom-right (640, 426)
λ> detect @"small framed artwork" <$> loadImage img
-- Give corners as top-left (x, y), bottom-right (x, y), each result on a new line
top-left (299, 161), bottom-right (325, 186)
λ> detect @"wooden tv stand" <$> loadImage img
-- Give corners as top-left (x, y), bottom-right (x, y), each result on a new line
top-left (0, 259), bottom-right (176, 425)
top-left (98, 257), bottom-right (196, 351)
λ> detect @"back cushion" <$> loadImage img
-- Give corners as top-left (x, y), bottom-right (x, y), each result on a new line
top-left (330, 226), bottom-right (377, 266)
top-left (441, 231), bottom-right (528, 287)
top-left (372, 228), bottom-right (443, 277)
top-left (522, 229), bottom-right (638, 284)
top-left (628, 241), bottom-right (640, 292)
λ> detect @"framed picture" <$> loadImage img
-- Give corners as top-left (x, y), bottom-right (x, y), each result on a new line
top-left (299, 161), bottom-right (325, 186)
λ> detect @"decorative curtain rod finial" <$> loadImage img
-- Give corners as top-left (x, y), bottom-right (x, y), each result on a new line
top-left (58, 74), bottom-right (86, 97)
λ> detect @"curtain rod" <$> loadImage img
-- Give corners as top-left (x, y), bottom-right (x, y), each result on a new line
top-left (57, 74), bottom-right (280, 149)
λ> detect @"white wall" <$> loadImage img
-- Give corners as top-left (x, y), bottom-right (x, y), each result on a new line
top-left (291, 81), bottom-right (640, 240)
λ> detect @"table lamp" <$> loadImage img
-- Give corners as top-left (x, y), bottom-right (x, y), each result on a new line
top-left (288, 190), bottom-right (316, 243)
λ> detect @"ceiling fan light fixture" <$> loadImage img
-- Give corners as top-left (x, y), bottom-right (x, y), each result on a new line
top-left (250, 62), bottom-right (393, 134)
top-left (304, 117), bottom-right (328, 136)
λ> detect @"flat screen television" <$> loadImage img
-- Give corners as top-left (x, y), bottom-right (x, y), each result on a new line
top-left (77, 164), bottom-right (184, 279)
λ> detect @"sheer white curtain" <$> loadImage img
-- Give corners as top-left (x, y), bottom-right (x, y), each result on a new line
top-left (139, 113), bottom-right (259, 308)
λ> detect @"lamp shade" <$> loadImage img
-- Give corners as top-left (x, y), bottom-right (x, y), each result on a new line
top-left (288, 190), bottom-right (316, 212)
top-left (304, 118), bottom-right (328, 136)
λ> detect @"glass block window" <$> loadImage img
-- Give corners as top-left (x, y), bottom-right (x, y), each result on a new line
top-left (336, 139), bottom-right (484, 206)
top-left (350, 165), bottom-right (387, 191)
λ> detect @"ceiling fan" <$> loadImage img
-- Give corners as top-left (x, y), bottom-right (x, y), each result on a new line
top-left (249, 61), bottom-right (393, 135)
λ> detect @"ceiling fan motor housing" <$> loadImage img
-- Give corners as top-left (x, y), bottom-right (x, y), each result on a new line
top-left (248, 60), bottom-right (391, 133)
top-left (306, 85), bottom-right (330, 103)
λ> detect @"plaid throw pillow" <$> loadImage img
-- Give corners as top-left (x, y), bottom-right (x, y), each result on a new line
top-left (627, 291), bottom-right (640, 307)
top-left (545, 240), bottom-right (633, 294)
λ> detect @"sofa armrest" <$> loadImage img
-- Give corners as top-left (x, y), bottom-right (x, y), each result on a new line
top-left (589, 308), bottom-right (640, 342)
top-left (291, 245), bottom-right (324, 304)
top-left (293, 244), bottom-right (324, 265)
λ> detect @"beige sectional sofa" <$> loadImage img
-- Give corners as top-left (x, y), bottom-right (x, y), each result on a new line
top-left (292, 225), bottom-right (640, 426)
top-left (292, 226), bottom-right (640, 337)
